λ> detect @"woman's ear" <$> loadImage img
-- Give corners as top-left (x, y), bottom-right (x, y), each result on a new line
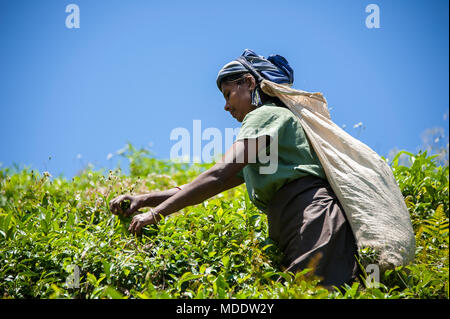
top-left (244, 75), bottom-right (256, 91)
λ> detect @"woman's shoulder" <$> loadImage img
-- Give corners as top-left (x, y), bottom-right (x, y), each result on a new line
top-left (240, 103), bottom-right (299, 135)
top-left (246, 103), bottom-right (293, 120)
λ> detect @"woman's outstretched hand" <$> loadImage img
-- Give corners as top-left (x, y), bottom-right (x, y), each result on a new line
top-left (109, 194), bottom-right (142, 217)
top-left (109, 194), bottom-right (162, 235)
top-left (128, 210), bottom-right (161, 235)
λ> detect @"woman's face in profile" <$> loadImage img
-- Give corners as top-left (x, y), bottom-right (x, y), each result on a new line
top-left (220, 76), bottom-right (256, 122)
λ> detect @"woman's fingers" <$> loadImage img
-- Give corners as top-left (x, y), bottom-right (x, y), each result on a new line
top-left (123, 196), bottom-right (141, 217)
top-left (109, 195), bottom-right (130, 216)
top-left (109, 197), bottom-right (120, 215)
top-left (128, 212), bottom-right (157, 235)
top-left (128, 215), bottom-right (142, 235)
top-left (113, 197), bottom-right (124, 215)
top-left (126, 201), bottom-right (139, 217)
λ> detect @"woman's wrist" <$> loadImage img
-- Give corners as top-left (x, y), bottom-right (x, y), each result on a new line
top-left (137, 187), bottom-right (183, 208)
top-left (149, 208), bottom-right (163, 223)
top-left (137, 194), bottom-right (153, 208)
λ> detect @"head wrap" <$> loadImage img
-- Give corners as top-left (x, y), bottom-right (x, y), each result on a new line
top-left (216, 49), bottom-right (294, 107)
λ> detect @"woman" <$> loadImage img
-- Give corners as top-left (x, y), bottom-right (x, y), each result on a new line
top-left (109, 49), bottom-right (360, 288)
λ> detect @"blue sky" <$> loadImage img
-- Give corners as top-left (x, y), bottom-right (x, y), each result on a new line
top-left (0, 0), bottom-right (448, 178)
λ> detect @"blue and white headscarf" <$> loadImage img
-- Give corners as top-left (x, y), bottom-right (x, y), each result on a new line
top-left (216, 49), bottom-right (294, 107)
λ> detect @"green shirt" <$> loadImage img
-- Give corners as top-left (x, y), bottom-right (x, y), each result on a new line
top-left (236, 103), bottom-right (327, 210)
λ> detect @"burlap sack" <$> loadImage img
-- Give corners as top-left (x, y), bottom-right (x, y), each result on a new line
top-left (261, 80), bottom-right (415, 270)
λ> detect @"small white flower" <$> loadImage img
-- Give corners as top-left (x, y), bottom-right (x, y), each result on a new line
top-left (77, 153), bottom-right (82, 159)
top-left (353, 122), bottom-right (363, 129)
top-left (43, 171), bottom-right (52, 178)
top-left (106, 153), bottom-right (113, 161)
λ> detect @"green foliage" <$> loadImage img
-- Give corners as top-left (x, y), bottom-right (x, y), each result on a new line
top-left (0, 146), bottom-right (448, 299)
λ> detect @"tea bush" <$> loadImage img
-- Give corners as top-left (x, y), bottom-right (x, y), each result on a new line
top-left (0, 145), bottom-right (448, 298)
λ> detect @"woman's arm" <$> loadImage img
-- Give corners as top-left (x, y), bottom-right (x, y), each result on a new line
top-left (110, 186), bottom-right (186, 216)
top-left (127, 136), bottom-right (269, 234)
top-left (137, 186), bottom-right (187, 208)
top-left (127, 174), bottom-right (243, 214)
top-left (138, 173), bottom-right (243, 207)
top-left (111, 176), bottom-right (243, 217)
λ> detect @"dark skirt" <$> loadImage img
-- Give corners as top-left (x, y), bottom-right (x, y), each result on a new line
top-left (265, 175), bottom-right (360, 288)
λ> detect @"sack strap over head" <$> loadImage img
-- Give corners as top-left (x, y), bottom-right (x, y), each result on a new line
top-left (236, 56), bottom-right (265, 85)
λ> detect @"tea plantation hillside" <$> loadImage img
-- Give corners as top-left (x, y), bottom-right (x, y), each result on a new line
top-left (0, 145), bottom-right (448, 298)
